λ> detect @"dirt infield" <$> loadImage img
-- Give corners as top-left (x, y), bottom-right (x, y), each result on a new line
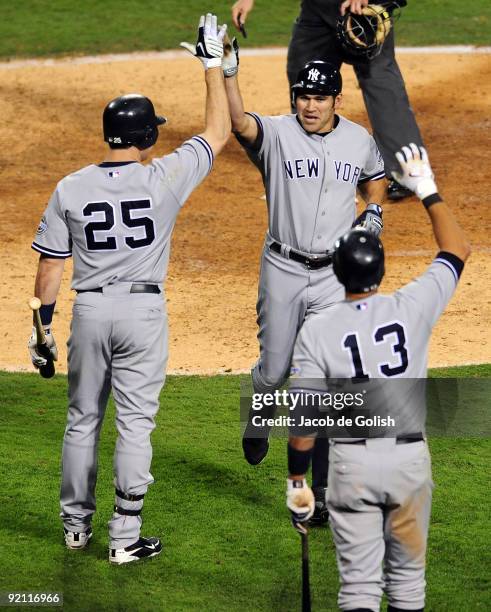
top-left (1, 52), bottom-right (490, 373)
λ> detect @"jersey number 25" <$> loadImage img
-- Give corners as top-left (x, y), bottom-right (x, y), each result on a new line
top-left (83, 199), bottom-right (155, 250)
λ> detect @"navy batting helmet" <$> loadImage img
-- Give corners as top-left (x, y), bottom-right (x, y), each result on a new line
top-left (291, 61), bottom-right (342, 103)
top-left (332, 228), bottom-right (385, 294)
top-left (103, 94), bottom-right (166, 150)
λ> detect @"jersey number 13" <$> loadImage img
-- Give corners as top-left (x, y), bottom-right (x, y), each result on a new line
top-left (83, 199), bottom-right (155, 251)
top-left (343, 322), bottom-right (409, 380)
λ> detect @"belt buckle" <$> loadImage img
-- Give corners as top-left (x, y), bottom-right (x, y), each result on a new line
top-left (306, 253), bottom-right (319, 269)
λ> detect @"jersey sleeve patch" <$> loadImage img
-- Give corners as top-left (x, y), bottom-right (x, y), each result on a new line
top-left (31, 242), bottom-right (72, 258)
top-left (434, 251), bottom-right (465, 283)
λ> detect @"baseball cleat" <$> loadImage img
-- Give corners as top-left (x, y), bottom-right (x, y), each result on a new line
top-left (388, 179), bottom-right (413, 201)
top-left (242, 436), bottom-right (269, 465)
top-left (64, 527), bottom-right (92, 550)
top-left (109, 536), bottom-right (162, 565)
top-left (310, 488), bottom-right (329, 526)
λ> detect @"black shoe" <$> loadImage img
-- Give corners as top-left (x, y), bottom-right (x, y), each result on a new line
top-left (109, 536), bottom-right (162, 565)
top-left (242, 436), bottom-right (269, 465)
top-left (310, 487), bottom-right (329, 526)
top-left (388, 180), bottom-right (413, 201)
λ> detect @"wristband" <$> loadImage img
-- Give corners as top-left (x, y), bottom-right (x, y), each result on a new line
top-left (422, 193), bottom-right (443, 209)
top-left (287, 443), bottom-right (313, 476)
top-left (39, 302), bottom-right (56, 326)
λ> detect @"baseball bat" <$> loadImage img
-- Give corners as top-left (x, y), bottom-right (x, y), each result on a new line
top-left (301, 531), bottom-right (311, 612)
top-left (29, 297), bottom-right (55, 379)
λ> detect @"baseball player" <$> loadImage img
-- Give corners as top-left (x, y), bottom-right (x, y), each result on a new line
top-left (286, 144), bottom-right (470, 610)
top-left (231, 0), bottom-right (422, 201)
top-left (28, 13), bottom-right (230, 564)
top-left (222, 44), bottom-right (386, 523)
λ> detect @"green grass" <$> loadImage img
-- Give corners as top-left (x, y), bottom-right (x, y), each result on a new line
top-left (0, 366), bottom-right (490, 611)
top-left (1, 0), bottom-right (490, 59)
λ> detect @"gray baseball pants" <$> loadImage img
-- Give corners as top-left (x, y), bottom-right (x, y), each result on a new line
top-left (327, 438), bottom-right (433, 611)
top-left (252, 236), bottom-right (344, 394)
top-left (249, 238), bottom-right (344, 489)
top-left (60, 283), bottom-right (167, 549)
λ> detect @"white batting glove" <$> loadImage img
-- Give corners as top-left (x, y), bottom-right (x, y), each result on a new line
top-left (180, 14), bottom-right (227, 70)
top-left (286, 479), bottom-right (315, 534)
top-left (222, 36), bottom-right (239, 77)
top-left (392, 143), bottom-right (438, 200)
top-left (28, 326), bottom-right (58, 368)
top-left (353, 203), bottom-right (383, 237)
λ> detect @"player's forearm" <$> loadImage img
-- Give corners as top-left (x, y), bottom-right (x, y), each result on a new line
top-left (426, 202), bottom-right (471, 262)
top-left (34, 256), bottom-right (65, 304)
top-left (359, 178), bottom-right (386, 205)
top-left (224, 75), bottom-right (255, 137)
top-left (202, 67), bottom-right (231, 155)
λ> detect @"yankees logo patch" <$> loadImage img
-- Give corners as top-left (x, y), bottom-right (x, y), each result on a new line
top-left (36, 215), bottom-right (48, 235)
top-left (308, 68), bottom-right (320, 82)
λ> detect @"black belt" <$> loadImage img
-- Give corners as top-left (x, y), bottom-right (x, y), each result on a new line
top-left (270, 241), bottom-right (332, 269)
top-left (77, 283), bottom-right (161, 294)
top-left (338, 433), bottom-right (424, 445)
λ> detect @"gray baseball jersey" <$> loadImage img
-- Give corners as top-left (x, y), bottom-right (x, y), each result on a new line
top-left (32, 136), bottom-right (213, 289)
top-left (32, 135), bottom-right (213, 548)
top-left (245, 112), bottom-right (385, 253)
top-left (289, 251), bottom-right (464, 611)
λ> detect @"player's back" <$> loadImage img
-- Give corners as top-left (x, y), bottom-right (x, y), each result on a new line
top-left (291, 254), bottom-right (462, 434)
top-left (32, 136), bottom-right (212, 290)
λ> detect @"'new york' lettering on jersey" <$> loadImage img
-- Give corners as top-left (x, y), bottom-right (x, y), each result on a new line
top-left (243, 112), bottom-right (385, 253)
top-left (31, 137), bottom-right (213, 290)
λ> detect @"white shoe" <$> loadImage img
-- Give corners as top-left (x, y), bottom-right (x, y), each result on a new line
top-left (109, 536), bottom-right (162, 565)
top-left (64, 527), bottom-right (92, 550)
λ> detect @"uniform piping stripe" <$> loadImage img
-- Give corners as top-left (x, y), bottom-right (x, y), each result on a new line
top-left (359, 170), bottom-right (386, 183)
top-left (247, 112), bottom-right (264, 131)
top-left (31, 242), bottom-right (72, 258)
top-left (192, 136), bottom-right (213, 172)
top-left (434, 257), bottom-right (459, 283)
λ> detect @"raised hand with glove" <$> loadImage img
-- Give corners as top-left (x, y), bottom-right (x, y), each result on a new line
top-left (286, 478), bottom-right (315, 535)
top-left (392, 143), bottom-right (440, 206)
top-left (353, 203), bottom-right (383, 237)
top-left (180, 13), bottom-right (227, 70)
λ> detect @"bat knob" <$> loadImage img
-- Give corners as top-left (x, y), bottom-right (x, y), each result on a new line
top-left (29, 297), bottom-right (42, 311)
